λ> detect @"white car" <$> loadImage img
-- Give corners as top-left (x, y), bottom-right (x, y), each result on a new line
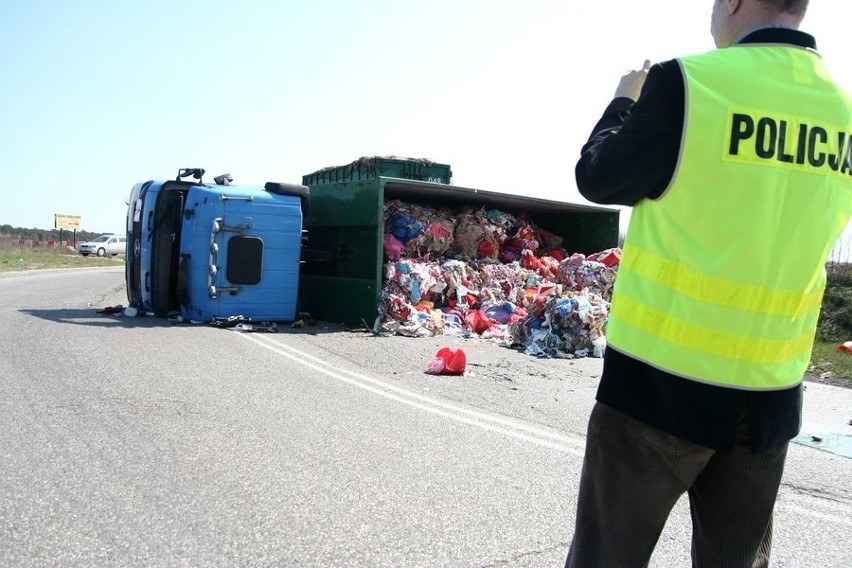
top-left (78, 234), bottom-right (127, 257)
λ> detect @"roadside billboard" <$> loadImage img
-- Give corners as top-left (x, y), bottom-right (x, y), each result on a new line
top-left (54, 214), bottom-right (81, 230)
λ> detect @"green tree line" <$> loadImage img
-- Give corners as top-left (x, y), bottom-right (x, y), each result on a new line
top-left (0, 225), bottom-right (106, 243)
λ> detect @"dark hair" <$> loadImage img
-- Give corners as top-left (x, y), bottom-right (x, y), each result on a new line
top-left (758, 0), bottom-right (809, 14)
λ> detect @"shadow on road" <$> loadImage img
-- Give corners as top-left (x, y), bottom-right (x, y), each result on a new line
top-left (20, 308), bottom-right (173, 328)
top-left (19, 307), bottom-right (354, 336)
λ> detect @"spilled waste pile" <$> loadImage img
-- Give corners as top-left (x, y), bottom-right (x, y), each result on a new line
top-left (375, 199), bottom-right (621, 358)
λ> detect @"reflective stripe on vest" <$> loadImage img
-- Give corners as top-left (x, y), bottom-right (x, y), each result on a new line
top-left (606, 44), bottom-right (852, 390)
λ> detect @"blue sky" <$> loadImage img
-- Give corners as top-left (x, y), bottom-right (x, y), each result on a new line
top-left (1, 0), bottom-right (850, 254)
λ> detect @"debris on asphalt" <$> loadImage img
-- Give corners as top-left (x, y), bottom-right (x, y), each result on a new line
top-left (425, 347), bottom-right (467, 376)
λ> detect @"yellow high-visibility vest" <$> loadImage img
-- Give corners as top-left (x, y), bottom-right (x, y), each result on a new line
top-left (607, 43), bottom-right (852, 390)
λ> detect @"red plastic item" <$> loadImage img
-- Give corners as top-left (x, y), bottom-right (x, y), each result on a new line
top-left (547, 248), bottom-right (566, 261)
top-left (426, 347), bottom-right (467, 375)
top-left (521, 249), bottom-right (544, 271)
top-left (464, 310), bottom-right (493, 335)
top-left (478, 239), bottom-right (499, 259)
top-left (837, 341), bottom-right (852, 353)
top-left (597, 248), bottom-right (622, 267)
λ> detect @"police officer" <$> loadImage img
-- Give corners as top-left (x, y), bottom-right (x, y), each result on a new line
top-left (566, 1), bottom-right (852, 566)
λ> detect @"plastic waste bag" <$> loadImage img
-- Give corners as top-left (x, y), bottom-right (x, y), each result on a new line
top-left (426, 347), bottom-right (467, 375)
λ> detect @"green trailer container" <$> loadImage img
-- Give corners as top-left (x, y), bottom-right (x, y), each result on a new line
top-left (299, 177), bottom-right (620, 327)
top-left (302, 156), bottom-right (452, 186)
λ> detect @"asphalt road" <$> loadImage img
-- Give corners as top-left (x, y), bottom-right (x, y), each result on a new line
top-left (1, 267), bottom-right (850, 567)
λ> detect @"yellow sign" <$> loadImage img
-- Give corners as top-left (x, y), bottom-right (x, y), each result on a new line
top-left (54, 214), bottom-right (82, 230)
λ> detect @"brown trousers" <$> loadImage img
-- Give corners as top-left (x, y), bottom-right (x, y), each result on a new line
top-left (565, 403), bottom-right (788, 568)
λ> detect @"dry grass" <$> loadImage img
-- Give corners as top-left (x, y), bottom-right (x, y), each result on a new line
top-left (0, 248), bottom-right (123, 272)
top-left (808, 342), bottom-right (852, 387)
top-left (811, 263), bottom-right (852, 386)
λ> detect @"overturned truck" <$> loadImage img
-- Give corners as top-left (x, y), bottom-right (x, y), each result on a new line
top-left (125, 168), bottom-right (309, 323)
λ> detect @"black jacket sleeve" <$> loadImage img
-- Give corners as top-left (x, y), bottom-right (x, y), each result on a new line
top-left (575, 59), bottom-right (685, 206)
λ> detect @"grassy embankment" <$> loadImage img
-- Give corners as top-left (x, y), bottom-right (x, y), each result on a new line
top-left (1, 246), bottom-right (849, 384)
top-left (812, 264), bottom-right (852, 385)
top-left (0, 250), bottom-right (123, 271)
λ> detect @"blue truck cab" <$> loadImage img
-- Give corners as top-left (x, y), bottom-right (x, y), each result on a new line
top-left (126, 168), bottom-right (309, 322)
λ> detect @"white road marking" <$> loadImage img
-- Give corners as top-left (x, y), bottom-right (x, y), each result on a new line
top-left (240, 333), bottom-right (586, 457)
top-left (782, 504), bottom-right (852, 528)
top-left (778, 491), bottom-right (852, 528)
top-left (241, 334), bottom-right (852, 528)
